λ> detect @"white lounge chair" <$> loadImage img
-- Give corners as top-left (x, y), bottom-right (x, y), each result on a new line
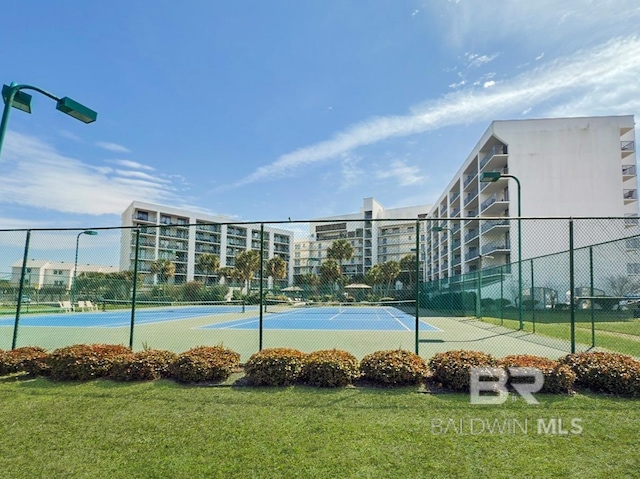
top-left (85, 300), bottom-right (98, 311)
top-left (59, 301), bottom-right (73, 313)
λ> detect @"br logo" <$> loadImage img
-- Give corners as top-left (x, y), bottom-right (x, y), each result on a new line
top-left (469, 367), bottom-right (544, 405)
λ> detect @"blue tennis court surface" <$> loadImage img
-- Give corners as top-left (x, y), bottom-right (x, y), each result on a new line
top-left (0, 305), bottom-right (256, 328)
top-left (200, 305), bottom-right (441, 332)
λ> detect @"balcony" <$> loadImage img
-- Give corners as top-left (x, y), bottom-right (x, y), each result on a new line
top-left (481, 219), bottom-right (510, 233)
top-left (464, 190), bottom-right (478, 207)
top-left (481, 239), bottom-right (511, 255)
top-left (464, 230), bottom-right (479, 243)
top-left (133, 213), bottom-right (155, 223)
top-left (449, 191), bottom-right (460, 204)
top-left (465, 250), bottom-right (480, 261)
top-left (624, 189), bottom-right (638, 201)
top-left (480, 193), bottom-right (509, 214)
top-left (622, 141), bottom-right (635, 151)
top-left (479, 144), bottom-right (508, 170)
top-left (463, 173), bottom-right (477, 189)
top-left (622, 165), bottom-right (637, 177)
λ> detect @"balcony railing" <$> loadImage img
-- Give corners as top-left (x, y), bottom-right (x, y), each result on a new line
top-left (449, 191), bottom-right (460, 204)
top-left (621, 141), bottom-right (635, 151)
top-left (481, 240), bottom-right (511, 255)
top-left (464, 230), bottom-right (479, 243)
top-left (479, 144), bottom-right (508, 170)
top-left (463, 173), bottom-right (477, 188)
top-left (622, 165), bottom-right (637, 176)
top-left (481, 219), bottom-right (510, 233)
top-left (464, 190), bottom-right (478, 206)
top-left (624, 189), bottom-right (638, 200)
top-left (465, 250), bottom-right (479, 261)
top-left (480, 193), bottom-right (508, 211)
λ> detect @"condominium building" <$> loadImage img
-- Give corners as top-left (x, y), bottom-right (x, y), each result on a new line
top-left (10, 260), bottom-right (119, 289)
top-left (120, 201), bottom-right (294, 285)
top-left (293, 197), bottom-right (431, 280)
top-left (426, 115), bottom-right (637, 282)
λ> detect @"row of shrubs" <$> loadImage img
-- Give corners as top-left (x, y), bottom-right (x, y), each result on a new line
top-left (1, 345), bottom-right (639, 396)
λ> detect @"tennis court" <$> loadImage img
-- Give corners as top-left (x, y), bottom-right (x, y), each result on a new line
top-left (200, 302), bottom-right (441, 331)
top-left (0, 304), bottom-right (256, 328)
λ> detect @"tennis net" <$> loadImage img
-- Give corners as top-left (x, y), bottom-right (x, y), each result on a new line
top-left (101, 299), bottom-right (246, 310)
top-left (263, 299), bottom-right (415, 315)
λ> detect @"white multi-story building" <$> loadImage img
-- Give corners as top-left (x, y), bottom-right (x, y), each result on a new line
top-left (426, 115), bottom-right (637, 282)
top-left (120, 201), bottom-right (294, 285)
top-left (293, 197), bottom-right (431, 280)
top-left (11, 260), bottom-right (118, 290)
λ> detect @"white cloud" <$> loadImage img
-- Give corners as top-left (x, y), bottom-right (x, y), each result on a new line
top-left (375, 160), bottom-right (426, 186)
top-left (483, 80), bottom-right (496, 88)
top-left (96, 141), bottom-right (131, 153)
top-left (465, 52), bottom-right (499, 68)
top-left (108, 159), bottom-right (155, 171)
top-left (232, 36), bottom-right (640, 187)
top-left (0, 132), bottom-right (184, 215)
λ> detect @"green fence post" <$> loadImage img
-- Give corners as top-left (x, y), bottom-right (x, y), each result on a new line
top-left (415, 220), bottom-right (420, 355)
top-left (569, 219), bottom-right (575, 353)
top-left (531, 259), bottom-right (535, 333)
top-left (12, 230), bottom-right (31, 350)
top-left (129, 228), bottom-right (140, 350)
top-left (500, 265), bottom-right (504, 326)
top-left (590, 246), bottom-right (595, 348)
top-left (259, 224), bottom-right (264, 351)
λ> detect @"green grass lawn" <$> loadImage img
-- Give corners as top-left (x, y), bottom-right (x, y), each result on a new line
top-left (0, 377), bottom-right (639, 478)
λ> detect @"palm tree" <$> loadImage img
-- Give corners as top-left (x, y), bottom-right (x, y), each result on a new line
top-left (196, 253), bottom-right (220, 285)
top-left (365, 264), bottom-right (384, 296)
top-left (399, 254), bottom-right (417, 289)
top-left (326, 239), bottom-right (354, 275)
top-left (234, 250), bottom-right (261, 292)
top-left (319, 259), bottom-right (341, 297)
top-left (149, 259), bottom-right (176, 285)
top-left (379, 261), bottom-right (401, 296)
top-left (266, 256), bottom-right (287, 288)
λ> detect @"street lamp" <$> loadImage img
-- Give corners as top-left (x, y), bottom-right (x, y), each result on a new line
top-left (72, 230), bottom-right (98, 308)
top-left (480, 171), bottom-right (523, 329)
top-left (0, 82), bottom-right (97, 159)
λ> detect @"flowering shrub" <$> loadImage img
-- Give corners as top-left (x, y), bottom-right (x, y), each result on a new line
top-left (110, 349), bottom-right (178, 381)
top-left (301, 349), bottom-right (360, 387)
top-left (47, 344), bottom-right (132, 381)
top-left (498, 354), bottom-right (575, 394)
top-left (360, 349), bottom-right (427, 386)
top-left (560, 352), bottom-right (640, 397)
top-left (429, 350), bottom-right (497, 391)
top-left (169, 346), bottom-right (240, 383)
top-left (0, 346), bottom-right (50, 376)
top-left (244, 348), bottom-right (306, 386)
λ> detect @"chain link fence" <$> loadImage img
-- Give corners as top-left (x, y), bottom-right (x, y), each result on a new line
top-left (1, 218), bottom-right (639, 360)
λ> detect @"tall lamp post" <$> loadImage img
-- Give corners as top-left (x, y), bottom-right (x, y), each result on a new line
top-left (480, 171), bottom-right (523, 330)
top-left (0, 82), bottom-right (97, 159)
top-left (72, 230), bottom-right (98, 308)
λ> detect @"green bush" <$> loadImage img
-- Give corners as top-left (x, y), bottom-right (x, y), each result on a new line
top-left (498, 354), bottom-right (575, 394)
top-left (0, 346), bottom-right (49, 376)
top-left (169, 346), bottom-right (240, 383)
top-left (360, 349), bottom-right (427, 386)
top-left (47, 344), bottom-right (132, 381)
top-left (560, 352), bottom-right (640, 397)
top-left (301, 349), bottom-right (360, 387)
top-left (244, 348), bottom-right (306, 386)
top-left (110, 349), bottom-right (178, 381)
top-left (429, 350), bottom-right (497, 391)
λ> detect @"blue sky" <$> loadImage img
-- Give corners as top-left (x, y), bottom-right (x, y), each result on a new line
top-left (1, 0), bottom-right (640, 232)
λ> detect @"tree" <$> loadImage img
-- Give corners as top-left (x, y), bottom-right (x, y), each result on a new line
top-left (606, 275), bottom-right (640, 297)
top-left (266, 256), bottom-right (287, 286)
top-left (196, 253), bottom-right (220, 285)
top-left (150, 259), bottom-right (176, 284)
top-left (326, 239), bottom-right (354, 274)
top-left (379, 261), bottom-right (401, 296)
top-left (234, 250), bottom-right (261, 292)
top-left (319, 259), bottom-right (341, 288)
top-left (399, 254), bottom-right (417, 289)
top-left (365, 264), bottom-right (384, 295)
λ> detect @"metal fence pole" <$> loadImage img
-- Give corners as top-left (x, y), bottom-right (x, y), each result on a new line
top-left (12, 230), bottom-right (31, 350)
top-left (589, 246), bottom-right (595, 348)
top-left (129, 228), bottom-right (140, 350)
top-left (500, 265), bottom-right (504, 325)
top-left (259, 224), bottom-right (264, 351)
top-left (414, 220), bottom-right (420, 355)
top-left (569, 219), bottom-right (575, 353)
top-left (531, 259), bottom-right (535, 333)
